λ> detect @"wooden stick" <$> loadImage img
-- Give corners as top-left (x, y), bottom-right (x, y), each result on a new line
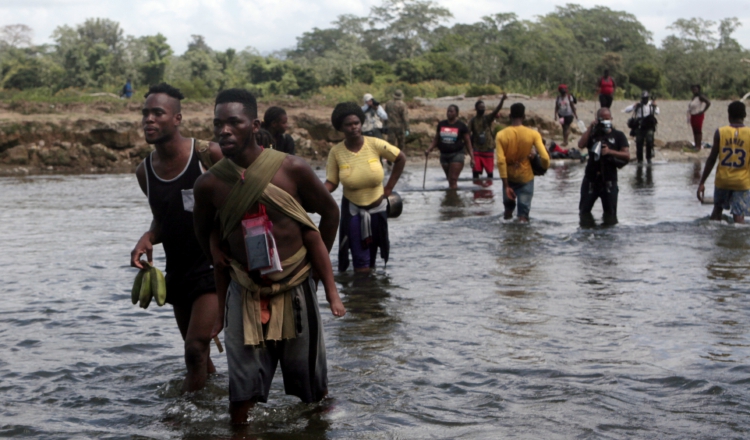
top-left (422, 154), bottom-right (428, 189)
top-left (213, 336), bottom-right (224, 353)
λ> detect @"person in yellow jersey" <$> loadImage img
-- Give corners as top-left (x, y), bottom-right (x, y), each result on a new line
top-left (697, 101), bottom-right (750, 223)
top-left (496, 103), bottom-right (550, 222)
top-left (325, 102), bottom-right (406, 272)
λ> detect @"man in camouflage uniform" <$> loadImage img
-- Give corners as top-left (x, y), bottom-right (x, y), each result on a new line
top-left (469, 93), bottom-right (507, 179)
top-left (385, 90), bottom-right (409, 149)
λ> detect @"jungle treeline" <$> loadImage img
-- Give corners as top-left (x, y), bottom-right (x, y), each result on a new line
top-left (0, 1), bottom-right (747, 103)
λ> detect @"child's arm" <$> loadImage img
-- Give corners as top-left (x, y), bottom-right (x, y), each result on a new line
top-left (302, 228), bottom-right (345, 317)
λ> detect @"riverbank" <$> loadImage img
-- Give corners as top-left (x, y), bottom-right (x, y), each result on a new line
top-left (0, 97), bottom-right (721, 175)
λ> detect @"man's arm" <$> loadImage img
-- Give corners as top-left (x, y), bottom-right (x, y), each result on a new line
top-left (131, 161), bottom-right (162, 269)
top-left (292, 157), bottom-right (340, 252)
top-left (697, 130), bottom-right (722, 202)
top-left (488, 93), bottom-right (508, 120)
top-left (623, 103), bottom-right (635, 113)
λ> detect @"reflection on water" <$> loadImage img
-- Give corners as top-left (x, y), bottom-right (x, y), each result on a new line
top-left (2, 163), bottom-right (750, 438)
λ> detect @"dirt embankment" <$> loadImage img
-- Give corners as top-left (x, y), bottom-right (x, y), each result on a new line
top-left (0, 96), bottom-right (721, 175)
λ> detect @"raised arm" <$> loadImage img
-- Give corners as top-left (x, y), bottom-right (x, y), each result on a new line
top-left (488, 93), bottom-right (508, 120)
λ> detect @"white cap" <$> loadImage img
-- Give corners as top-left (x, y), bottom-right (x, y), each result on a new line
top-left (641, 90), bottom-right (649, 98)
top-left (363, 93), bottom-right (373, 103)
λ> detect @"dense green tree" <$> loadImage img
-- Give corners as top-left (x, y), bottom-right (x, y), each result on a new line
top-left (138, 34), bottom-right (172, 86)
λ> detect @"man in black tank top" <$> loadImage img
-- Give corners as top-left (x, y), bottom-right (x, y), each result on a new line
top-left (130, 83), bottom-right (223, 393)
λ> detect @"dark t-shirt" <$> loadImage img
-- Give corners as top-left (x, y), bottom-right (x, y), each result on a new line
top-left (436, 120), bottom-right (469, 154)
top-left (584, 128), bottom-right (629, 182)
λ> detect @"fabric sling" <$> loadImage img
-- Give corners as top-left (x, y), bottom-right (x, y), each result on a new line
top-left (210, 150), bottom-right (320, 346)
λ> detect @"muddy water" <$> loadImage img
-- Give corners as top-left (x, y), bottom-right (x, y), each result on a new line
top-left (1, 161), bottom-right (749, 439)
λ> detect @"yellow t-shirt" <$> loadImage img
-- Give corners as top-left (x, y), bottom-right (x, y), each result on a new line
top-left (495, 125), bottom-right (549, 184)
top-left (715, 125), bottom-right (750, 191)
top-left (326, 136), bottom-right (401, 206)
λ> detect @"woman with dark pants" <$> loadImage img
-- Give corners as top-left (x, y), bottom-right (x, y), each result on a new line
top-left (324, 102), bottom-right (406, 273)
top-left (425, 104), bottom-right (474, 189)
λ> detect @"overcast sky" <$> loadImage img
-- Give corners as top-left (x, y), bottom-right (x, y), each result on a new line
top-left (1, 0), bottom-right (748, 54)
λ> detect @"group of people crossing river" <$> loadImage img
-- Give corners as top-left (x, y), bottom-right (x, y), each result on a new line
top-left (128, 81), bottom-right (748, 425)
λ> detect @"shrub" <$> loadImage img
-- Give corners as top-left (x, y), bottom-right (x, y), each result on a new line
top-left (465, 84), bottom-right (501, 97)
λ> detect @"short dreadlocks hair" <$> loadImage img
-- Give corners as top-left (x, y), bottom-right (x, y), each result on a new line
top-left (331, 102), bottom-right (365, 131)
top-left (144, 83), bottom-right (184, 112)
top-left (215, 88), bottom-right (258, 118)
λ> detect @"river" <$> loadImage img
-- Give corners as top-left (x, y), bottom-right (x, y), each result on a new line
top-left (1, 161), bottom-right (749, 439)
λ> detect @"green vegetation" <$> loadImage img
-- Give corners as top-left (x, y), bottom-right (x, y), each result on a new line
top-left (0, 2), bottom-right (748, 104)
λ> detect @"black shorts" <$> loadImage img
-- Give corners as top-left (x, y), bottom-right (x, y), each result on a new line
top-left (562, 115), bottom-right (574, 127)
top-left (165, 269), bottom-right (216, 307)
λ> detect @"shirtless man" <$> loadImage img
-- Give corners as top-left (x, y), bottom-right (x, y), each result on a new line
top-left (192, 88), bottom-right (344, 424)
top-left (130, 83), bottom-right (223, 392)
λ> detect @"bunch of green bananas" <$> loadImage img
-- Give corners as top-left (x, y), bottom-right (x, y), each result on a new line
top-left (131, 262), bottom-right (167, 308)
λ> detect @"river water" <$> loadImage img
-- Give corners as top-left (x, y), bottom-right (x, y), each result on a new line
top-left (1, 161), bottom-right (749, 439)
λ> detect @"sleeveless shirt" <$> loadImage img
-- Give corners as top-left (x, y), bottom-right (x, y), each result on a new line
top-left (145, 139), bottom-right (212, 277)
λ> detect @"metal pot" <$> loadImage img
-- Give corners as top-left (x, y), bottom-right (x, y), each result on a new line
top-left (386, 191), bottom-right (403, 218)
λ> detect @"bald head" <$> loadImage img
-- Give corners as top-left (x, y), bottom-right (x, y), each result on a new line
top-left (597, 108), bottom-right (612, 120)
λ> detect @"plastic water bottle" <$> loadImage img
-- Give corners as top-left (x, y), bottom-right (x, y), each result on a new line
top-left (577, 119), bottom-right (586, 134)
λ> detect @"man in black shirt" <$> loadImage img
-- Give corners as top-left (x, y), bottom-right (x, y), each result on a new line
top-left (578, 108), bottom-right (630, 222)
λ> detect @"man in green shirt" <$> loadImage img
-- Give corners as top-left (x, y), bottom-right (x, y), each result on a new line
top-left (469, 93), bottom-right (507, 179)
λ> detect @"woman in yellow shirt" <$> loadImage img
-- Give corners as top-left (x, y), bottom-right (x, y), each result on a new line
top-left (325, 102), bottom-right (406, 272)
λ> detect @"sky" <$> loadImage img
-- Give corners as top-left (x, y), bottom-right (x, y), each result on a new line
top-left (1, 0), bottom-right (748, 54)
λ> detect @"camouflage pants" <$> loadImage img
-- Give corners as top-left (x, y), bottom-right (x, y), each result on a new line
top-left (388, 128), bottom-right (406, 150)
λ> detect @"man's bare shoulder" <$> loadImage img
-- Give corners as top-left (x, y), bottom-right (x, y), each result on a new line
top-left (195, 167), bottom-right (221, 191)
top-left (208, 141), bottom-right (223, 162)
top-left (135, 160), bottom-right (147, 195)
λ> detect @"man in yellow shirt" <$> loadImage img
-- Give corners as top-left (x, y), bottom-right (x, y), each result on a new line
top-left (697, 101), bottom-right (750, 223)
top-left (496, 103), bottom-right (550, 222)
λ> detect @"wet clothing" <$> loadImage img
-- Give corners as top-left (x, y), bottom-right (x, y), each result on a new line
top-left (714, 188), bottom-right (750, 216)
top-left (580, 128), bottom-right (628, 215)
top-left (225, 277), bottom-right (327, 403)
top-left (326, 137), bottom-right (401, 207)
top-left (715, 125), bottom-right (750, 191)
top-left (473, 151), bottom-right (494, 175)
top-left (440, 151), bottom-right (465, 166)
top-left (583, 129), bottom-right (629, 183)
top-left (496, 125), bottom-right (549, 184)
top-left (634, 128), bottom-right (655, 162)
top-left (469, 113), bottom-right (497, 153)
top-left (579, 177), bottom-right (619, 215)
top-left (436, 120), bottom-right (469, 154)
top-left (338, 197), bottom-right (389, 271)
top-left (145, 139), bottom-right (214, 305)
top-left (503, 179), bottom-right (534, 218)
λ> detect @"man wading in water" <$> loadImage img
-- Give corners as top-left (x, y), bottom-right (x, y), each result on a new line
top-left (130, 83), bottom-right (223, 392)
top-left (193, 89), bottom-right (344, 424)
